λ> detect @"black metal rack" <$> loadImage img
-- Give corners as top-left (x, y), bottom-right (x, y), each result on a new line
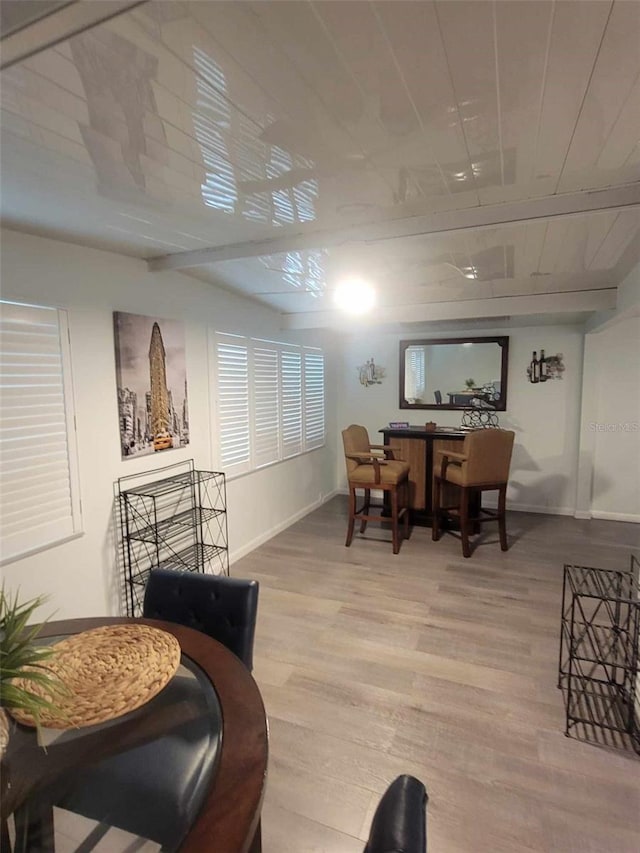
top-left (118, 459), bottom-right (229, 616)
top-left (558, 557), bottom-right (639, 753)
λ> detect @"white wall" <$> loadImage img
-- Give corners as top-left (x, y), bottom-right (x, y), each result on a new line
top-left (577, 263), bottom-right (640, 523)
top-left (586, 317), bottom-right (640, 522)
top-left (337, 324), bottom-right (585, 515)
top-left (0, 229), bottom-right (337, 617)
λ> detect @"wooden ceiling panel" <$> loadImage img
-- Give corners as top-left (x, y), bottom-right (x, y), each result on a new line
top-left (247, 1), bottom-right (393, 173)
top-left (1, 0), bottom-right (638, 327)
top-left (533, 1), bottom-right (612, 187)
top-left (372, 2), bottom-right (473, 188)
top-left (551, 217), bottom-right (597, 274)
top-left (588, 209), bottom-right (640, 270)
top-left (511, 221), bottom-right (543, 279)
top-left (312, 1), bottom-right (417, 135)
top-left (486, 0), bottom-right (553, 202)
top-left (558, 0), bottom-right (640, 190)
top-left (596, 74), bottom-right (640, 173)
top-left (583, 210), bottom-right (621, 268)
top-left (247, 0), bottom-right (363, 126)
top-left (435, 0), bottom-right (500, 184)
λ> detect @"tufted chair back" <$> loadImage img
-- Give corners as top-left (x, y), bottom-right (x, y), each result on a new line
top-left (144, 569), bottom-right (259, 671)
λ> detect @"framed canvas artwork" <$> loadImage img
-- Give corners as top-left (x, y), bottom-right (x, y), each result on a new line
top-left (113, 311), bottom-right (189, 460)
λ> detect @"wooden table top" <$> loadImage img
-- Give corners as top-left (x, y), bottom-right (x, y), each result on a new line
top-left (0, 616), bottom-right (268, 853)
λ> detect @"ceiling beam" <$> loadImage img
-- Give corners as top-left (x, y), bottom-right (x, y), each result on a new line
top-left (280, 289), bottom-right (617, 331)
top-left (147, 185), bottom-right (640, 272)
top-left (0, 0), bottom-right (146, 70)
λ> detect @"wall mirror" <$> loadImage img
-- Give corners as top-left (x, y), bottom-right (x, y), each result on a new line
top-left (399, 336), bottom-right (509, 411)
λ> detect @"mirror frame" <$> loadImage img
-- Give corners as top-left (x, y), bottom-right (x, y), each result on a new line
top-left (399, 336), bottom-right (510, 411)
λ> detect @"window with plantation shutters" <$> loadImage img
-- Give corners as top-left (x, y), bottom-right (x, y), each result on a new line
top-left (252, 344), bottom-right (279, 468)
top-left (212, 333), bottom-right (324, 476)
top-left (215, 336), bottom-right (250, 473)
top-left (304, 349), bottom-right (324, 449)
top-left (406, 347), bottom-right (425, 400)
top-left (0, 300), bottom-right (82, 563)
top-left (280, 348), bottom-right (302, 458)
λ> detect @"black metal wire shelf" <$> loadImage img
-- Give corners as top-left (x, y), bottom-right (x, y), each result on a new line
top-left (121, 468), bottom-right (225, 499)
top-left (129, 544), bottom-right (229, 588)
top-left (125, 506), bottom-right (226, 544)
top-left (558, 558), bottom-right (639, 755)
top-left (118, 460), bottom-right (229, 616)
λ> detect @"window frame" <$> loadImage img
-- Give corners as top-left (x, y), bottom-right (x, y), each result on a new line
top-left (211, 332), bottom-right (325, 478)
top-left (0, 299), bottom-right (82, 565)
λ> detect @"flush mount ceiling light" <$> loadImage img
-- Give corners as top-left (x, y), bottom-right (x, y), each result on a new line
top-left (333, 277), bottom-right (376, 314)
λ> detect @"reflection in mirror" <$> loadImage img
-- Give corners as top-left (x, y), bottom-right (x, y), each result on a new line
top-left (400, 337), bottom-right (509, 411)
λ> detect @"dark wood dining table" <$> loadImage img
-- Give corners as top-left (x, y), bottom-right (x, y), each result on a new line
top-left (0, 616), bottom-right (269, 853)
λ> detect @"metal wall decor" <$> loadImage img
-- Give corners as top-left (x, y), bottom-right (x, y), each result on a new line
top-left (527, 350), bottom-right (565, 383)
top-left (357, 357), bottom-right (385, 387)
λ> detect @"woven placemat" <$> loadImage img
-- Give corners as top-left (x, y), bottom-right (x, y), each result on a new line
top-left (9, 624), bottom-right (181, 730)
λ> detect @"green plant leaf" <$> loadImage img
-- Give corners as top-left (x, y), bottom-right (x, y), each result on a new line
top-left (1, 585), bottom-right (69, 728)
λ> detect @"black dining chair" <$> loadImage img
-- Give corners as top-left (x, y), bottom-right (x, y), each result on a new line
top-left (364, 775), bottom-right (428, 853)
top-left (54, 571), bottom-right (259, 849)
top-left (143, 569), bottom-right (259, 670)
top-left (434, 390), bottom-right (442, 405)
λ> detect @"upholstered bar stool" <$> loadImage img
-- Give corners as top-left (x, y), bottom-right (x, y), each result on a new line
top-left (342, 424), bottom-right (410, 554)
top-left (432, 428), bottom-right (515, 558)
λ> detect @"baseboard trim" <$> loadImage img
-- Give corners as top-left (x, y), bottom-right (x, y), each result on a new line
top-left (335, 490), bottom-right (639, 522)
top-left (478, 501), bottom-right (576, 517)
top-left (229, 490), bottom-right (340, 565)
top-left (590, 510), bottom-right (640, 524)
top-left (339, 488), bottom-right (577, 516)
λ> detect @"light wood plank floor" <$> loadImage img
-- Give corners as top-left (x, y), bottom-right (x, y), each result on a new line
top-left (235, 497), bottom-right (640, 853)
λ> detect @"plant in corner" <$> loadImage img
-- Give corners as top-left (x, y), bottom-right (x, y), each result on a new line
top-left (0, 587), bottom-right (66, 751)
top-left (464, 378), bottom-right (476, 390)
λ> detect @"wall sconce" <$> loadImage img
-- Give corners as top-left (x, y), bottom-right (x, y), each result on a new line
top-left (527, 350), bottom-right (565, 383)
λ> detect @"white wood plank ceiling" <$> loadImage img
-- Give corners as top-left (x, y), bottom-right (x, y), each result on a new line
top-left (1, 0), bottom-right (638, 328)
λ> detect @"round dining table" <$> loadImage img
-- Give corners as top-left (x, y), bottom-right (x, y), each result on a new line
top-left (0, 616), bottom-right (268, 853)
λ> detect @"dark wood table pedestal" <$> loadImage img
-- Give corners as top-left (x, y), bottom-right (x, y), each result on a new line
top-left (380, 426), bottom-right (480, 529)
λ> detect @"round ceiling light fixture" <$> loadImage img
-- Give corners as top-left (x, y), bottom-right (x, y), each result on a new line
top-left (333, 277), bottom-right (376, 314)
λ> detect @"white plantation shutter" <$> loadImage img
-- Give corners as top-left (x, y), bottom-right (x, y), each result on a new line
top-left (212, 332), bottom-right (324, 476)
top-left (406, 348), bottom-right (425, 399)
top-left (0, 301), bottom-right (81, 563)
top-left (252, 344), bottom-right (279, 467)
top-left (215, 336), bottom-right (250, 472)
top-left (304, 349), bottom-right (324, 450)
top-left (280, 348), bottom-right (302, 458)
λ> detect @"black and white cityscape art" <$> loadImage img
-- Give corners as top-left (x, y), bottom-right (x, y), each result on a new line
top-left (114, 311), bottom-right (189, 460)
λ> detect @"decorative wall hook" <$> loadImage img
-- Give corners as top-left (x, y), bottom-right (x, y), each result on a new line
top-left (527, 350), bottom-right (565, 383)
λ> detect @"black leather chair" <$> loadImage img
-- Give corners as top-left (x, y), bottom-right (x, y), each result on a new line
top-left (364, 775), bottom-right (428, 853)
top-left (55, 571), bottom-right (259, 849)
top-left (143, 569), bottom-right (259, 670)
